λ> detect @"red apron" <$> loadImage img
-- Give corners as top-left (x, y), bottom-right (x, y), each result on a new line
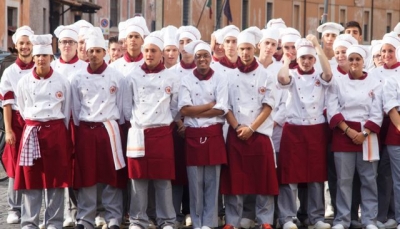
top-left (171, 123), bottom-right (188, 185)
top-left (14, 119), bottom-right (72, 190)
top-left (278, 123), bottom-right (328, 184)
top-left (73, 121), bottom-right (128, 189)
top-left (127, 125), bottom-right (175, 180)
top-left (2, 110), bottom-right (25, 178)
top-left (331, 121), bottom-right (362, 152)
top-left (185, 124), bottom-right (227, 166)
top-left (220, 127), bottom-right (279, 195)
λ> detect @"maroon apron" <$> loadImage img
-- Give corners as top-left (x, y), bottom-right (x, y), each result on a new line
top-left (14, 119), bottom-right (72, 190)
top-left (278, 123), bottom-right (328, 184)
top-left (185, 124), bottom-right (227, 166)
top-left (220, 127), bottom-right (279, 195)
top-left (127, 125), bottom-right (175, 180)
top-left (2, 110), bottom-right (25, 178)
top-left (73, 121), bottom-right (128, 189)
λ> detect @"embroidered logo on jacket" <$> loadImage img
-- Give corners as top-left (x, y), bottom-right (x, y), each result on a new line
top-left (165, 86), bottom-right (172, 94)
top-left (55, 91), bottom-right (63, 99)
top-left (315, 79), bottom-right (321, 87)
top-left (368, 90), bottom-right (375, 99)
top-left (258, 86), bottom-right (267, 95)
top-left (110, 86), bottom-right (117, 94)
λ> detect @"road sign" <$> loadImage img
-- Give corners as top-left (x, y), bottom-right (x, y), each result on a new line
top-left (100, 18), bottom-right (110, 35)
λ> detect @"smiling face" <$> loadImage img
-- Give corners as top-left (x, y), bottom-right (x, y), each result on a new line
top-left (348, 53), bottom-right (364, 72)
top-left (194, 50), bottom-right (211, 72)
top-left (108, 42), bottom-right (122, 62)
top-left (16, 36), bottom-right (33, 58)
top-left (283, 42), bottom-right (297, 61)
top-left (297, 55), bottom-right (316, 72)
top-left (334, 46), bottom-right (348, 67)
top-left (143, 44), bottom-right (162, 69)
top-left (381, 43), bottom-right (397, 67)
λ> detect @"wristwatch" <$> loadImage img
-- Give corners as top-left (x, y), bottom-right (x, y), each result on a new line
top-left (362, 130), bottom-right (369, 137)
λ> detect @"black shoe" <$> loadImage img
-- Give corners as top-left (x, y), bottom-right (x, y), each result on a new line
top-left (75, 224), bottom-right (85, 229)
top-left (109, 226), bottom-right (120, 229)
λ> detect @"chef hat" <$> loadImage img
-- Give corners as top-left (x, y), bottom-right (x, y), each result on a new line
top-left (266, 18), bottom-right (287, 29)
top-left (295, 38), bottom-right (316, 58)
top-left (85, 27), bottom-right (106, 51)
top-left (184, 40), bottom-right (211, 55)
top-left (161, 25), bottom-right (178, 48)
top-left (370, 40), bottom-right (383, 56)
top-left (259, 28), bottom-right (280, 44)
top-left (317, 22), bottom-right (344, 37)
top-left (215, 25), bottom-right (240, 44)
top-left (333, 34), bottom-right (358, 50)
top-left (280, 27), bottom-right (301, 45)
top-left (143, 31), bottom-right (164, 51)
top-left (12, 26), bottom-right (34, 44)
top-left (30, 34), bottom-right (53, 56)
top-left (118, 21), bottom-right (126, 41)
top-left (346, 45), bottom-right (369, 60)
top-left (54, 24), bottom-right (79, 42)
top-left (74, 20), bottom-right (93, 37)
top-left (382, 32), bottom-right (400, 48)
top-left (237, 27), bottom-right (262, 47)
top-left (177, 26), bottom-right (201, 42)
top-left (125, 16), bottom-right (150, 39)
top-left (394, 22), bottom-right (400, 35)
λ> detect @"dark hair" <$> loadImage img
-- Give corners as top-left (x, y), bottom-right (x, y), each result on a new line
top-left (345, 21), bottom-right (362, 35)
top-left (108, 36), bottom-right (119, 48)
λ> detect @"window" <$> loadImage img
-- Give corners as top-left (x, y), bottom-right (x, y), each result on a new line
top-left (135, 0), bottom-right (143, 14)
top-left (363, 11), bottom-right (370, 42)
top-left (7, 7), bottom-right (18, 29)
top-left (242, 0), bottom-right (249, 29)
top-left (43, 8), bottom-right (46, 33)
top-left (266, 2), bottom-right (273, 25)
top-left (110, 0), bottom-right (119, 28)
top-left (293, 4), bottom-right (300, 31)
top-left (339, 8), bottom-right (346, 27)
top-left (216, 0), bottom-right (223, 29)
top-left (182, 0), bottom-right (190, 25)
top-left (387, 12), bottom-right (392, 33)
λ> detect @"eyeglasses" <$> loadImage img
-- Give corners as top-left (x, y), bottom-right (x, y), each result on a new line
top-left (348, 57), bottom-right (362, 62)
top-left (59, 40), bottom-right (77, 45)
top-left (373, 54), bottom-right (381, 59)
top-left (195, 54), bottom-right (211, 60)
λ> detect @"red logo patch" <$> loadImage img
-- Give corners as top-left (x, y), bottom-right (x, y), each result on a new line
top-left (165, 86), bottom-right (172, 94)
top-left (110, 86), bottom-right (117, 94)
top-left (315, 80), bottom-right (321, 87)
top-left (258, 86), bottom-right (267, 95)
top-left (368, 90), bottom-right (375, 99)
top-left (55, 91), bottom-right (63, 99)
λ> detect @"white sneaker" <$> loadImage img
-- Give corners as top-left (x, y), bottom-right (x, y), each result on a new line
top-left (283, 221), bottom-right (298, 229)
top-left (130, 225), bottom-right (142, 229)
top-left (201, 226), bottom-right (211, 229)
top-left (240, 218), bottom-right (256, 229)
top-left (102, 224), bottom-right (108, 229)
top-left (6, 212), bottom-right (20, 224)
top-left (39, 222), bottom-right (45, 229)
top-left (63, 217), bottom-right (75, 227)
top-left (377, 221), bottom-right (385, 229)
top-left (311, 221), bottom-right (331, 229)
top-left (332, 224), bottom-right (344, 229)
top-left (95, 216), bottom-right (106, 227)
top-left (366, 225), bottom-right (378, 229)
top-left (385, 219), bottom-right (397, 229)
top-left (324, 204), bottom-right (334, 219)
top-left (163, 225), bottom-right (174, 229)
top-left (397, 225), bottom-right (400, 229)
top-left (185, 214), bottom-right (192, 226)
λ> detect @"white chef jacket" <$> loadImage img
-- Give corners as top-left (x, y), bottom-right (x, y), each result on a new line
top-left (51, 58), bottom-right (87, 82)
top-left (178, 69), bottom-right (229, 127)
top-left (70, 65), bottom-right (128, 126)
top-left (109, 55), bottom-right (144, 77)
top-left (125, 67), bottom-right (180, 128)
top-left (228, 66), bottom-right (276, 137)
top-left (279, 68), bottom-right (331, 125)
top-left (382, 64), bottom-right (400, 113)
top-left (16, 68), bottom-right (71, 127)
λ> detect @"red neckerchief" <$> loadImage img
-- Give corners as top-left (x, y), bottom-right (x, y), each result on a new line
top-left (15, 58), bottom-right (35, 70)
top-left (337, 66), bottom-right (347, 75)
top-left (348, 71), bottom-right (367, 80)
top-left (219, 56), bottom-right (237, 69)
top-left (141, 61), bottom-right (166, 74)
top-left (289, 60), bottom-right (298, 69)
top-left (123, 52), bottom-right (143, 63)
top-left (193, 68), bottom-right (214, 81)
top-left (59, 53), bottom-right (79, 64)
top-left (87, 61), bottom-right (107, 74)
top-left (273, 53), bottom-right (283, 61)
top-left (384, 62), bottom-right (400, 69)
top-left (212, 56), bottom-right (220, 62)
top-left (296, 66), bottom-right (315, 75)
top-left (180, 60), bottom-right (196, 69)
top-left (237, 57), bottom-right (259, 73)
top-left (32, 67), bottom-right (53, 80)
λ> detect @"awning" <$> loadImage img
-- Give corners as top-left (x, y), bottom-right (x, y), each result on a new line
top-left (52, 0), bottom-right (101, 13)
